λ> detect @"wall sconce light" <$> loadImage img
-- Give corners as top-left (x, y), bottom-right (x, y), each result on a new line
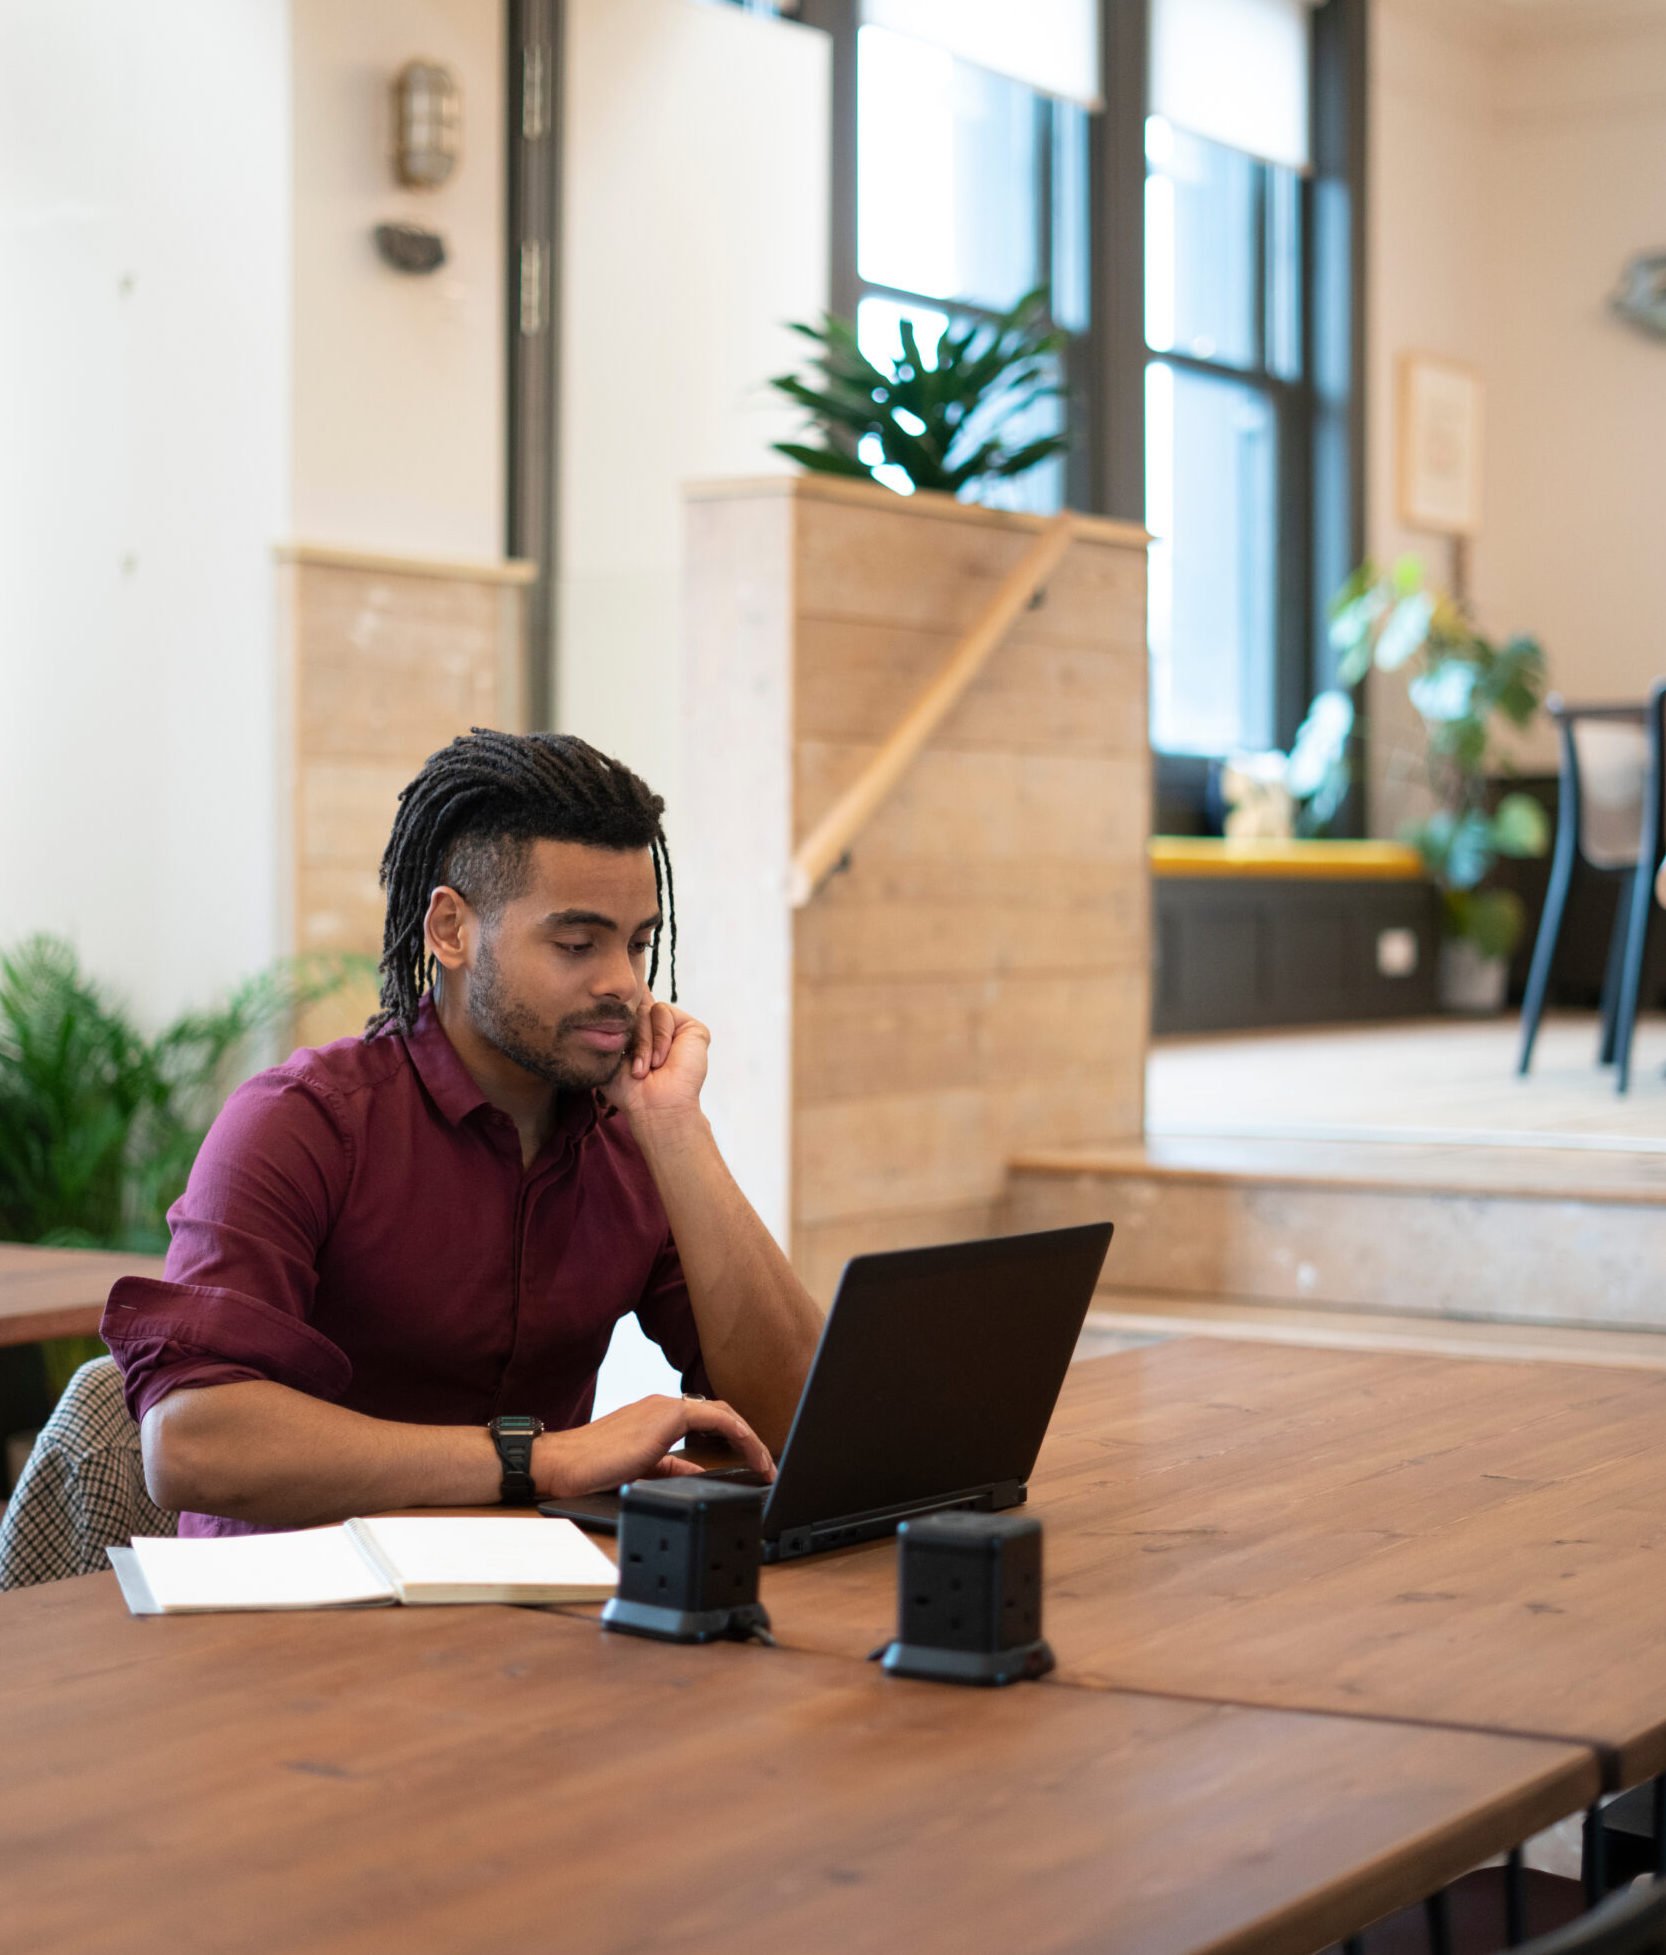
top-left (392, 60), bottom-right (460, 189)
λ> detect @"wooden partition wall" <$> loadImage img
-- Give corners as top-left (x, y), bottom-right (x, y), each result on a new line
top-left (681, 478), bottom-right (1150, 1301)
top-left (277, 545), bottom-right (535, 1045)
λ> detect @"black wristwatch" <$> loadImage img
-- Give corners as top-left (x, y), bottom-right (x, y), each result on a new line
top-left (488, 1414), bottom-right (545, 1505)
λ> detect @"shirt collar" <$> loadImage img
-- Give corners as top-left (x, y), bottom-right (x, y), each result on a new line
top-left (402, 994), bottom-right (602, 1149)
top-left (403, 995), bottom-right (490, 1126)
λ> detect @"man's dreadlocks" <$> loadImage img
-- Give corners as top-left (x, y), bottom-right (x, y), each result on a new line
top-left (367, 728), bottom-right (677, 1037)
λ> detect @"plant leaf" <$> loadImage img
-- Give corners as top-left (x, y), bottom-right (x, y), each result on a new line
top-left (770, 441), bottom-right (875, 479)
top-left (1446, 886), bottom-right (1525, 959)
top-left (772, 290), bottom-right (1072, 498)
top-left (1491, 791), bottom-right (1551, 858)
top-left (1374, 591), bottom-right (1436, 671)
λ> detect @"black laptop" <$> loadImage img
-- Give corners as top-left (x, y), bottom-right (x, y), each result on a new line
top-left (540, 1220), bottom-right (1114, 1562)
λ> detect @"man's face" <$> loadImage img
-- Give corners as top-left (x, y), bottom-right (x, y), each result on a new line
top-left (463, 839), bottom-right (661, 1092)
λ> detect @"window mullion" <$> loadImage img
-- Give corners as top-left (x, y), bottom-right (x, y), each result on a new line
top-left (1254, 159), bottom-right (1270, 375)
top-left (1150, 344), bottom-right (1280, 391)
top-left (858, 279), bottom-right (1009, 328)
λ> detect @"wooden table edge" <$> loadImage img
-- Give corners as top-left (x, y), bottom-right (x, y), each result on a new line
top-left (0, 1304), bottom-right (106, 1346)
top-left (1234, 1741), bottom-right (1603, 1955)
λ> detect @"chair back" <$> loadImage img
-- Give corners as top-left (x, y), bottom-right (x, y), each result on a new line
top-left (1556, 702), bottom-right (1650, 870)
top-left (1516, 1878), bottom-right (1666, 1955)
top-left (0, 1355), bottom-right (176, 1589)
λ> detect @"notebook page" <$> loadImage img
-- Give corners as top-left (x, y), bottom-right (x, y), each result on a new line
top-left (107, 1545), bottom-right (160, 1615)
top-left (127, 1527), bottom-right (396, 1612)
top-left (347, 1515), bottom-right (619, 1601)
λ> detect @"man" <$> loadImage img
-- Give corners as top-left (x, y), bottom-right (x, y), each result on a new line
top-left (103, 729), bottom-right (824, 1537)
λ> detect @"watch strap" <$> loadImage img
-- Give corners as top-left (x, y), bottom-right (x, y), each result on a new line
top-left (489, 1415), bottom-right (544, 1505)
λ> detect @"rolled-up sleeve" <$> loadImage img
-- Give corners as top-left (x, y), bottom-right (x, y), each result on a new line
top-left (634, 1233), bottom-right (712, 1399)
top-left (101, 1071), bottom-right (355, 1424)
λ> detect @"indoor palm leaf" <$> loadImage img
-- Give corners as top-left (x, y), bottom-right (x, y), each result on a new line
top-left (770, 287), bottom-right (1071, 499)
top-left (0, 938), bottom-right (361, 1395)
top-left (0, 937), bottom-right (358, 1253)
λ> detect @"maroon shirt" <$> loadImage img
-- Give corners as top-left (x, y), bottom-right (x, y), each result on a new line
top-left (101, 998), bottom-right (708, 1537)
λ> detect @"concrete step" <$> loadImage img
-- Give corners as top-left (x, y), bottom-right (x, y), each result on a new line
top-left (1003, 1135), bottom-right (1666, 1334)
top-left (1076, 1296), bottom-right (1666, 1370)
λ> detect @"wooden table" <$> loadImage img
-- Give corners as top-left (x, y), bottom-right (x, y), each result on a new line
top-left (757, 1340), bottom-right (1666, 1788)
top-left (0, 1242), bottom-right (164, 1346)
top-left (0, 1571), bottom-right (1598, 1955)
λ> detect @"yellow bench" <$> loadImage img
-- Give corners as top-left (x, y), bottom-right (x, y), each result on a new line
top-left (1149, 837), bottom-right (1438, 1033)
top-left (1150, 838), bottom-right (1426, 882)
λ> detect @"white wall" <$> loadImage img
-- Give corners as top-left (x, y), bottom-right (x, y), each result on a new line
top-left (557, 0), bottom-right (829, 1407)
top-left (0, 0), bottom-right (292, 1027)
top-left (556, 0), bottom-right (830, 821)
top-left (1367, 0), bottom-right (1666, 828)
top-left (0, 0), bottom-right (506, 1029)
top-left (290, 0), bottom-right (505, 558)
top-left (1366, 0), bottom-right (1504, 828)
top-left (1487, 10), bottom-right (1666, 737)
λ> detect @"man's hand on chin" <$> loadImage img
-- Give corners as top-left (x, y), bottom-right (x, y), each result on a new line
top-left (599, 989), bottom-right (822, 1456)
top-left (602, 991), bottom-right (710, 1126)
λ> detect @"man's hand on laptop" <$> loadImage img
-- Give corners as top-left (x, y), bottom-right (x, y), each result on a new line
top-left (536, 1394), bottom-right (774, 1498)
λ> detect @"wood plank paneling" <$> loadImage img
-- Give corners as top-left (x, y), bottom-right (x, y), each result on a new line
top-left (282, 552), bottom-right (530, 1047)
top-left (794, 888), bottom-right (1145, 984)
top-left (794, 971), bottom-right (1147, 1104)
top-left (792, 1202), bottom-right (1005, 1302)
top-left (683, 480), bottom-right (1147, 1295)
top-left (795, 497), bottom-right (1147, 641)
top-left (795, 744), bottom-right (1149, 862)
top-left (796, 623), bottom-right (1149, 754)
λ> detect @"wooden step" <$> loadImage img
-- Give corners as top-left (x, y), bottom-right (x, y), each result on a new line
top-left (1004, 1136), bottom-right (1666, 1334)
top-left (1076, 1296), bottom-right (1666, 1370)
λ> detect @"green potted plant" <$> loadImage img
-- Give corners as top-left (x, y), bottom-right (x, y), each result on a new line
top-left (0, 937), bottom-right (359, 1403)
top-left (768, 286), bottom-right (1070, 499)
top-left (1330, 559), bottom-right (1550, 1009)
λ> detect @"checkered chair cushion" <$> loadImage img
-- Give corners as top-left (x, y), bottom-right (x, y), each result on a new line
top-left (0, 1356), bottom-right (176, 1589)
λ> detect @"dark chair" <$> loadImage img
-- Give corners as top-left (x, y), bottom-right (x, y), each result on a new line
top-left (1588, 1780), bottom-right (1666, 1896)
top-left (1511, 1878), bottom-right (1666, 1954)
top-left (1339, 1862), bottom-right (1585, 1954)
top-left (1336, 1871), bottom-right (1666, 1955)
top-left (1607, 683), bottom-right (1666, 1093)
top-left (1517, 687), bottom-right (1666, 1093)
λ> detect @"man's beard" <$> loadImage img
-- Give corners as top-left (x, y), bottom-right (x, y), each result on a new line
top-left (467, 936), bottom-right (632, 1091)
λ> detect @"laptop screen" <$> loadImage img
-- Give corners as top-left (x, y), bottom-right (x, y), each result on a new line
top-left (762, 1221), bottom-right (1114, 1546)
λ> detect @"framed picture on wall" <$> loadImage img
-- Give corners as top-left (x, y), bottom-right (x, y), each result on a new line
top-left (1397, 354), bottom-right (1484, 536)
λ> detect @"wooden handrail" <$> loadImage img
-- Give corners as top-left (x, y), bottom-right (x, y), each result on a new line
top-left (788, 512), bottom-right (1077, 907)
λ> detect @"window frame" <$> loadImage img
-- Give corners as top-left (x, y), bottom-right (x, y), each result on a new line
top-left (1144, 131), bottom-right (1315, 765)
top-left (828, 13), bottom-right (1096, 516)
top-left (798, 0), bottom-right (1365, 834)
top-left (1149, 0), bottom-right (1364, 831)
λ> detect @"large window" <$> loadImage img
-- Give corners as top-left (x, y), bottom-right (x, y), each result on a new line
top-left (852, 21), bottom-right (1091, 512)
top-left (812, 0), bottom-right (1363, 804)
top-left (1144, 116), bottom-right (1309, 759)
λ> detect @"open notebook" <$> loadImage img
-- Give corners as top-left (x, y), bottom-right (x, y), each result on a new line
top-left (108, 1515), bottom-right (619, 1615)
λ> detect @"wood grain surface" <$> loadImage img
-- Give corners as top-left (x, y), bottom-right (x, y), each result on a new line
top-left (756, 1341), bottom-right (1666, 1788)
top-left (0, 1242), bottom-right (164, 1346)
top-left (281, 552), bottom-right (529, 1046)
top-left (0, 1570), bottom-right (1596, 1955)
top-left (682, 478), bottom-right (1149, 1299)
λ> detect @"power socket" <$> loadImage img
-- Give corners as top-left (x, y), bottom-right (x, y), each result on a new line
top-left (876, 1510), bottom-right (1054, 1686)
top-left (600, 1477), bottom-right (772, 1645)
